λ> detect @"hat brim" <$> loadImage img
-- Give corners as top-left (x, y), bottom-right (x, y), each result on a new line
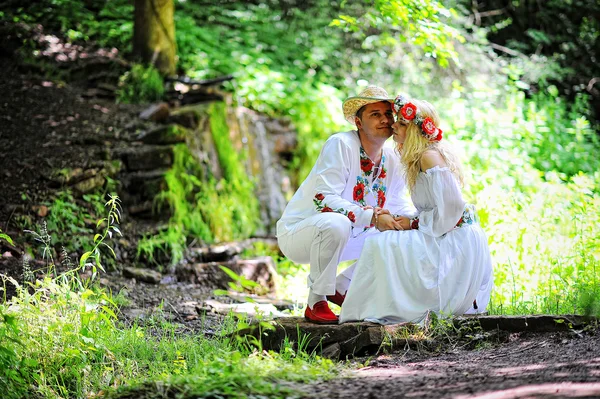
top-left (342, 97), bottom-right (394, 125)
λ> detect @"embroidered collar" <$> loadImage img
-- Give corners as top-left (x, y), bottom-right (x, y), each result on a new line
top-left (355, 147), bottom-right (388, 208)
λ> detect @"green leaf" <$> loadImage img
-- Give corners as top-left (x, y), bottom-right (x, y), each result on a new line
top-left (0, 232), bottom-right (13, 245)
top-left (219, 265), bottom-right (242, 282)
top-left (101, 242), bottom-right (116, 258)
top-left (80, 251), bottom-right (92, 267)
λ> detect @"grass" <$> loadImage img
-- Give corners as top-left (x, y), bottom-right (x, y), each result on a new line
top-left (0, 196), bottom-right (340, 399)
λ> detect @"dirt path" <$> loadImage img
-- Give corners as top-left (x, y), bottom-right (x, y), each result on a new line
top-left (111, 273), bottom-right (600, 399)
top-left (299, 330), bottom-right (600, 399)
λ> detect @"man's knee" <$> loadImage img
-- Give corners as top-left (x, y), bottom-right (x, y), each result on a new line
top-left (317, 213), bottom-right (352, 242)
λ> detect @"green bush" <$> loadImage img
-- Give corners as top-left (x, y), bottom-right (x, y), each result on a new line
top-left (116, 64), bottom-right (164, 104)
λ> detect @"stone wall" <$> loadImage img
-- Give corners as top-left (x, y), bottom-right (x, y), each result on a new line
top-left (116, 96), bottom-right (296, 239)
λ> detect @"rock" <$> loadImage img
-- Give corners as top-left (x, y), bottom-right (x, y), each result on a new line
top-left (82, 87), bottom-right (115, 99)
top-left (48, 167), bottom-right (97, 186)
top-left (234, 317), bottom-right (421, 360)
top-left (273, 132), bottom-right (298, 155)
top-left (103, 160), bottom-right (123, 177)
top-left (120, 145), bottom-right (174, 171)
top-left (321, 343), bottom-right (342, 359)
top-left (454, 315), bottom-right (598, 332)
top-left (176, 256), bottom-right (278, 296)
top-left (168, 108), bottom-right (198, 129)
top-left (235, 257), bottom-right (278, 295)
top-left (122, 267), bottom-right (162, 284)
top-left (201, 299), bottom-right (288, 318)
top-left (189, 242), bottom-right (243, 262)
top-left (225, 291), bottom-right (295, 311)
top-left (73, 174), bottom-right (105, 193)
top-left (137, 124), bottom-right (187, 145)
top-left (121, 169), bottom-right (168, 200)
top-left (96, 82), bottom-right (119, 93)
top-left (139, 102), bottom-right (170, 122)
top-left (32, 205), bottom-right (48, 217)
top-left (127, 201), bottom-right (154, 216)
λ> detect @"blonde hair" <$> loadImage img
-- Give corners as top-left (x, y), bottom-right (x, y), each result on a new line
top-left (396, 99), bottom-right (463, 192)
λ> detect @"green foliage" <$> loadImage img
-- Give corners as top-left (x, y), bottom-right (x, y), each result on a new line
top-left (332, 0), bottom-right (463, 67)
top-left (449, 0), bottom-right (600, 118)
top-left (117, 64), bottom-right (165, 104)
top-left (138, 103), bottom-right (261, 265)
top-left (37, 190), bottom-right (117, 258)
top-left (0, 195), bottom-right (121, 397)
top-left (0, 0), bottom-right (134, 52)
top-left (1, 195), bottom-right (337, 398)
top-left (0, 229), bottom-right (13, 245)
top-left (437, 87), bottom-right (600, 315)
top-left (214, 265), bottom-right (261, 296)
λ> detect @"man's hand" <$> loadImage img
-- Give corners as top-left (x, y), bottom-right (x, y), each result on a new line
top-left (374, 209), bottom-right (403, 231)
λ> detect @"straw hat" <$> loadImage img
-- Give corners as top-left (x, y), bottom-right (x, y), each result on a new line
top-left (342, 85), bottom-right (393, 125)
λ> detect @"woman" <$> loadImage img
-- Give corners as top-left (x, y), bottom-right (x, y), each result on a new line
top-left (339, 96), bottom-right (493, 324)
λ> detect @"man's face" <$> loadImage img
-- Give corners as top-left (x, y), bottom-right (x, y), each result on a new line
top-left (355, 102), bottom-right (394, 140)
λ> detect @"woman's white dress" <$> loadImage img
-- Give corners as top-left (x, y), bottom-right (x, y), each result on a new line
top-left (339, 166), bottom-right (493, 324)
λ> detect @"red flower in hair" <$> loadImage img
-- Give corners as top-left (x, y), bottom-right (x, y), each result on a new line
top-left (422, 117), bottom-right (437, 135)
top-left (347, 212), bottom-right (356, 223)
top-left (401, 103), bottom-right (417, 120)
top-left (315, 193), bottom-right (325, 201)
top-left (353, 183), bottom-right (365, 201)
top-left (377, 190), bottom-right (386, 208)
top-left (322, 207), bottom-right (333, 213)
top-left (435, 130), bottom-right (443, 141)
top-left (360, 158), bottom-right (374, 172)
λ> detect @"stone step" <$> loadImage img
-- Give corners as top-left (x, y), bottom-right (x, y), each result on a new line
top-left (234, 314), bottom-right (599, 360)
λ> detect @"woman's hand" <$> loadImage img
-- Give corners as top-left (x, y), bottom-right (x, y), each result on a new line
top-left (375, 212), bottom-right (403, 231)
top-left (392, 215), bottom-right (412, 231)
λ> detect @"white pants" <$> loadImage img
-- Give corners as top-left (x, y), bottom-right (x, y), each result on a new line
top-left (277, 213), bottom-right (379, 296)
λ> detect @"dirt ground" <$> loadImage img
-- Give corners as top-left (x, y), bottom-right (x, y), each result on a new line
top-left (113, 274), bottom-right (600, 399)
top-left (300, 330), bottom-right (600, 399)
top-left (2, 26), bottom-right (600, 399)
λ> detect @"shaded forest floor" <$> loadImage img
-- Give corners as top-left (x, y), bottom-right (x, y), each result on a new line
top-left (115, 273), bottom-right (600, 399)
top-left (1, 31), bottom-right (600, 399)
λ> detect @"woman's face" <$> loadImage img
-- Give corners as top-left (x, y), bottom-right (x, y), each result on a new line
top-left (392, 118), bottom-right (408, 145)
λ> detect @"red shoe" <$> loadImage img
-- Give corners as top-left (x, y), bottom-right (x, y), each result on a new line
top-left (304, 301), bottom-right (338, 324)
top-left (326, 291), bottom-right (346, 307)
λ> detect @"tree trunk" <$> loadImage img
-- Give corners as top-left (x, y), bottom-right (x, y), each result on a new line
top-left (133, 0), bottom-right (176, 76)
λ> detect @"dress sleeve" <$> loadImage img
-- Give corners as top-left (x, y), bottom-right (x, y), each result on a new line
top-left (415, 167), bottom-right (466, 237)
top-left (313, 137), bottom-right (374, 227)
top-left (386, 175), bottom-right (418, 218)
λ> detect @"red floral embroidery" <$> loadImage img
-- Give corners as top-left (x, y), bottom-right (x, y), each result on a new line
top-left (411, 217), bottom-right (419, 230)
top-left (378, 168), bottom-right (387, 179)
top-left (377, 190), bottom-right (386, 208)
top-left (353, 183), bottom-right (365, 201)
top-left (322, 207), bottom-right (333, 213)
top-left (400, 102), bottom-right (417, 120)
top-left (315, 193), bottom-right (325, 201)
top-left (360, 158), bottom-right (374, 172)
top-left (422, 117), bottom-right (437, 135)
top-left (348, 212), bottom-right (356, 223)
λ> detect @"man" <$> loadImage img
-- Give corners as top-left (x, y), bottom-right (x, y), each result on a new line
top-left (276, 86), bottom-right (416, 323)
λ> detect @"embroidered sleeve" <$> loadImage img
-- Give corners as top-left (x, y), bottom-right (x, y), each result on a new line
top-left (313, 137), bottom-right (373, 227)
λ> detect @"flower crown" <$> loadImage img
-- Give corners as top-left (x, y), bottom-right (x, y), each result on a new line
top-left (393, 95), bottom-right (442, 142)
